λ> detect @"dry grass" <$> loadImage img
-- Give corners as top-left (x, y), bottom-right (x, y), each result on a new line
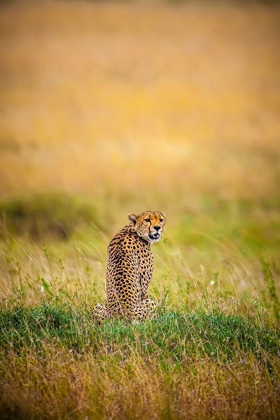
top-left (1, 346), bottom-right (279, 420)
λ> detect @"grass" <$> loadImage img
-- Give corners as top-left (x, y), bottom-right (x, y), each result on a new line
top-left (0, 0), bottom-right (280, 418)
top-left (0, 228), bottom-right (279, 418)
top-left (0, 301), bottom-right (279, 419)
top-left (1, 303), bottom-right (279, 361)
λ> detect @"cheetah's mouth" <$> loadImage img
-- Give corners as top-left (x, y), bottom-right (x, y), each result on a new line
top-left (148, 232), bottom-right (160, 241)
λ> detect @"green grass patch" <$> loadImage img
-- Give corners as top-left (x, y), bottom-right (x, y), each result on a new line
top-left (1, 303), bottom-right (279, 370)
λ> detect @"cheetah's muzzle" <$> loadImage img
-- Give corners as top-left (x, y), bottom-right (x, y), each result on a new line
top-left (148, 232), bottom-right (160, 241)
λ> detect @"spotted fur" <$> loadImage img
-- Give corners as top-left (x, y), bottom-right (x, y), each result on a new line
top-left (93, 211), bottom-right (166, 323)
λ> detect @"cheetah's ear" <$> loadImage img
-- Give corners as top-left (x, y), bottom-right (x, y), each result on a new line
top-left (128, 213), bottom-right (137, 225)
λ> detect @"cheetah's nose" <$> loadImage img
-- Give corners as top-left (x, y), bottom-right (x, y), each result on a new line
top-left (154, 226), bottom-right (161, 231)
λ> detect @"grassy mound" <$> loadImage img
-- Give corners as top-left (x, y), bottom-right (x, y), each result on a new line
top-left (1, 303), bottom-right (279, 364)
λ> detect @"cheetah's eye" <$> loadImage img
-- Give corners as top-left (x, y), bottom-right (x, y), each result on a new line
top-left (144, 218), bottom-right (150, 222)
top-left (160, 219), bottom-right (164, 222)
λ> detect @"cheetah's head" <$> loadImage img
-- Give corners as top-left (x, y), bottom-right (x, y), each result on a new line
top-left (128, 211), bottom-right (166, 244)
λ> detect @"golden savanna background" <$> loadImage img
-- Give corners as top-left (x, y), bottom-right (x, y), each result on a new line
top-left (0, 1), bottom-right (280, 419)
top-left (1, 0), bottom-right (280, 207)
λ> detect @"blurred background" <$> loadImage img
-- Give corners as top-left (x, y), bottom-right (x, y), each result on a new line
top-left (0, 0), bottom-right (280, 258)
top-left (1, 5), bottom-right (280, 414)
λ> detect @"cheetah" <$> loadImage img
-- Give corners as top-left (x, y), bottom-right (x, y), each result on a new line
top-left (93, 211), bottom-right (166, 323)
